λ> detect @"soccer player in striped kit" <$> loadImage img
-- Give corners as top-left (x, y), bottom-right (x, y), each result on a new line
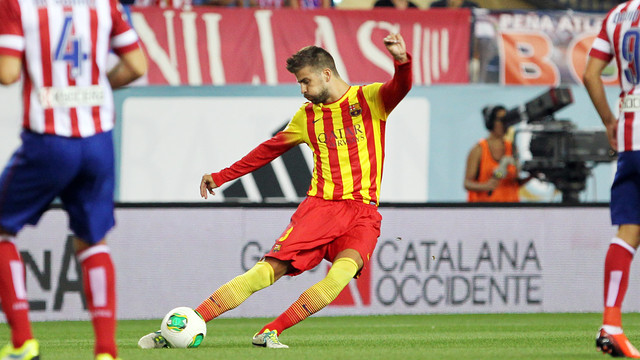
top-left (585, 1), bottom-right (640, 358)
top-left (139, 33), bottom-right (411, 349)
top-left (0, 0), bottom-right (147, 358)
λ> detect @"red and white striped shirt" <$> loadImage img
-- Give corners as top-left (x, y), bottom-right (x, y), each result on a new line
top-left (589, 0), bottom-right (640, 152)
top-left (0, 0), bottom-right (140, 138)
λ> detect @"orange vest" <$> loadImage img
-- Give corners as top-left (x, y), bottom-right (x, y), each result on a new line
top-left (467, 139), bottom-right (520, 202)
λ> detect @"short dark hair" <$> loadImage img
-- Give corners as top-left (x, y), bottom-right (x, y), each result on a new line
top-left (482, 105), bottom-right (506, 131)
top-left (286, 46), bottom-right (340, 76)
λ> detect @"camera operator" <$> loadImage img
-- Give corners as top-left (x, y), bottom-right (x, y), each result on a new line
top-left (464, 105), bottom-right (530, 202)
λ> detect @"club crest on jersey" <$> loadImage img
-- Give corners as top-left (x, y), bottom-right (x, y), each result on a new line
top-left (349, 103), bottom-right (362, 117)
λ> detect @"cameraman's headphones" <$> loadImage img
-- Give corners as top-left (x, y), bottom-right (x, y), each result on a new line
top-left (482, 105), bottom-right (506, 131)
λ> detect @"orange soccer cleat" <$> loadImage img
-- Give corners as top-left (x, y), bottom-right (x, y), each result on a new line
top-left (597, 328), bottom-right (640, 358)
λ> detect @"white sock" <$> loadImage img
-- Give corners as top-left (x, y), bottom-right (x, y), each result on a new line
top-left (602, 324), bottom-right (623, 335)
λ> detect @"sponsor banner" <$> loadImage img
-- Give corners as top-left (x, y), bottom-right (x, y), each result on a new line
top-left (128, 7), bottom-right (470, 86)
top-left (473, 10), bottom-right (612, 86)
top-left (7, 205), bottom-right (629, 322)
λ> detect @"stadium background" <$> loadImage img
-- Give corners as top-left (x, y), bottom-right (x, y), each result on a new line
top-left (0, 2), bottom-right (632, 322)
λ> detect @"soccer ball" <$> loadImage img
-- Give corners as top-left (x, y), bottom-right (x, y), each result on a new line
top-left (160, 306), bottom-right (207, 348)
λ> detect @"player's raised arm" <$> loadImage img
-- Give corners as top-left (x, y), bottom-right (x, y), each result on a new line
top-left (380, 33), bottom-right (412, 113)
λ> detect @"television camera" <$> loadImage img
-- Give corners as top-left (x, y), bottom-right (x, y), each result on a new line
top-left (504, 87), bottom-right (616, 203)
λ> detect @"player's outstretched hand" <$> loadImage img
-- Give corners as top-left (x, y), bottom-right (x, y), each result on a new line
top-left (383, 33), bottom-right (408, 64)
top-left (200, 174), bottom-right (218, 199)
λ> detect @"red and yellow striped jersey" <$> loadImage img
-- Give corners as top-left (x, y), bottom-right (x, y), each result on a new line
top-left (283, 83), bottom-right (387, 204)
top-left (211, 57), bottom-right (412, 205)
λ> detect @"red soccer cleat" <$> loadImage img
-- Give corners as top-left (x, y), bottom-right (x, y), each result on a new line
top-left (597, 328), bottom-right (640, 358)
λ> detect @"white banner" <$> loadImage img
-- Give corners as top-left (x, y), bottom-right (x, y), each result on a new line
top-left (2, 205), bottom-right (626, 322)
top-left (120, 95), bottom-right (430, 203)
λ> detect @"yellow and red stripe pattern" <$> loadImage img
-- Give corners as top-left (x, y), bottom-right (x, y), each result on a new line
top-left (283, 83), bottom-right (387, 205)
top-left (210, 57), bottom-right (412, 204)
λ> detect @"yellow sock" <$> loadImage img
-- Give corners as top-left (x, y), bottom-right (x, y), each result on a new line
top-left (261, 257), bottom-right (358, 334)
top-left (196, 261), bottom-right (274, 322)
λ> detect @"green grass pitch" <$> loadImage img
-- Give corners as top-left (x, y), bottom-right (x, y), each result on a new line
top-left (1, 312), bottom-right (637, 359)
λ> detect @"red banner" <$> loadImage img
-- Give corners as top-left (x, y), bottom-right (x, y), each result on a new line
top-left (128, 8), bottom-right (471, 85)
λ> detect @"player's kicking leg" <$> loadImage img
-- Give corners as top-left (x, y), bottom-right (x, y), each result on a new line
top-left (139, 260), bottom-right (279, 348)
top-left (597, 229), bottom-right (640, 358)
top-left (252, 255), bottom-right (360, 349)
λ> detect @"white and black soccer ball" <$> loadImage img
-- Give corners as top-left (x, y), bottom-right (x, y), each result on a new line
top-left (160, 306), bottom-right (207, 348)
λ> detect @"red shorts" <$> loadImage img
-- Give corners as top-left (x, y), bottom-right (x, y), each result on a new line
top-left (264, 196), bottom-right (381, 276)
